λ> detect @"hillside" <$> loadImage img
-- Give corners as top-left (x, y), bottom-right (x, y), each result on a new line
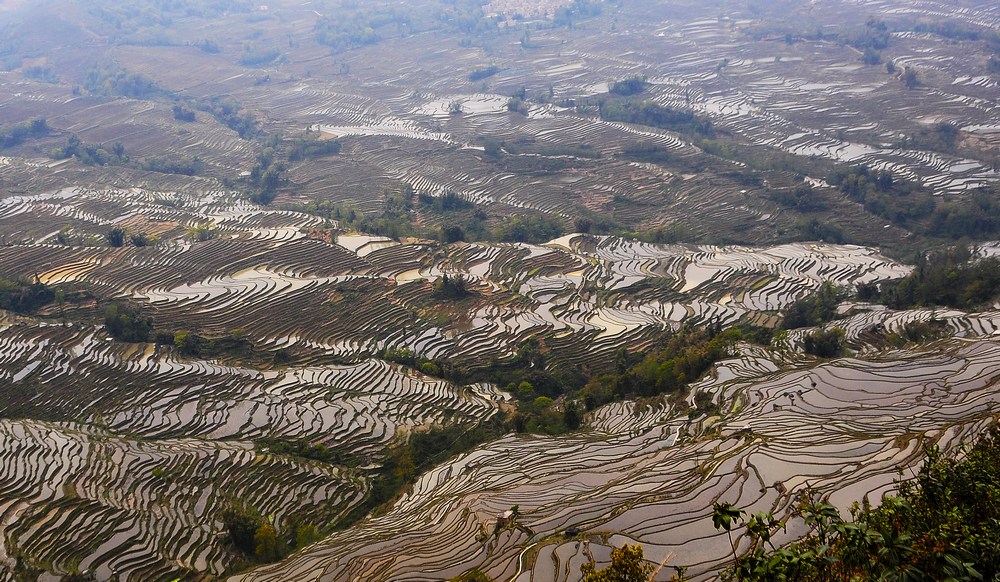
top-left (0, 0), bottom-right (999, 580)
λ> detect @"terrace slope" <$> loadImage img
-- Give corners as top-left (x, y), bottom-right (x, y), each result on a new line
top-left (0, 184), bottom-right (911, 365)
top-left (1, 0), bottom-right (1000, 580)
top-left (232, 336), bottom-right (1000, 581)
top-left (1, 0), bottom-right (999, 248)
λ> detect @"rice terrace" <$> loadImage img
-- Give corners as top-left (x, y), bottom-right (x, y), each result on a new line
top-left (1, 0), bottom-right (1000, 580)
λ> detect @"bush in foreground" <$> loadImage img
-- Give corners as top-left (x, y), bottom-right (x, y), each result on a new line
top-left (713, 424), bottom-right (1000, 581)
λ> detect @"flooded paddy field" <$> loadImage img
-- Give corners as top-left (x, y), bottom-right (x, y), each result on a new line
top-left (0, 185), bottom-right (913, 367)
top-left (3, 0), bottom-right (999, 247)
top-left (1, 0), bottom-right (999, 579)
top-left (232, 338), bottom-right (1000, 581)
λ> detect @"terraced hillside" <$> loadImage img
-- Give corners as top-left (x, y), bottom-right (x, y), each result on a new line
top-left (1, 0), bottom-right (999, 580)
top-left (0, 184), bottom-right (911, 366)
top-left (0, 419), bottom-right (360, 580)
top-left (1, 0), bottom-right (998, 248)
top-left (232, 336), bottom-right (1000, 581)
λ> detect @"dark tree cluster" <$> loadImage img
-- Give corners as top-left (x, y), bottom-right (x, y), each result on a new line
top-left (798, 218), bottom-right (847, 244)
top-left (84, 64), bottom-right (164, 99)
top-left (493, 213), bottom-right (563, 243)
top-left (255, 438), bottom-right (344, 465)
top-left (171, 104), bottom-right (196, 122)
top-left (468, 65), bottom-right (499, 82)
top-left (862, 46), bottom-right (881, 65)
top-left (829, 165), bottom-right (934, 227)
top-left (621, 140), bottom-right (675, 164)
top-left (106, 227), bottom-right (153, 249)
top-left (287, 135), bottom-right (342, 161)
top-left (197, 96), bottom-right (259, 139)
top-left (875, 246), bottom-right (1000, 310)
top-left (239, 44), bottom-right (283, 67)
top-left (51, 136), bottom-right (128, 167)
top-left (337, 416), bottom-right (507, 529)
top-left (433, 274), bottom-right (471, 300)
top-left (219, 502), bottom-right (318, 564)
top-left (0, 117), bottom-right (48, 149)
top-left (551, 0), bottom-right (604, 28)
top-left (418, 191), bottom-right (472, 213)
top-left (0, 278), bottom-right (55, 314)
top-left (23, 66), bottom-right (59, 83)
top-left (192, 38), bottom-right (220, 53)
top-left (579, 326), bottom-right (744, 409)
top-left (906, 122), bottom-right (960, 154)
top-left (104, 302), bottom-right (153, 343)
top-left (913, 20), bottom-right (997, 42)
top-left (142, 155), bottom-right (204, 176)
top-left (247, 146), bottom-right (287, 205)
top-left (506, 94), bottom-right (528, 115)
top-left (628, 222), bottom-right (692, 244)
top-left (313, 8), bottom-right (412, 53)
top-left (88, 0), bottom-right (253, 36)
top-left (802, 327), bottom-right (845, 357)
top-left (781, 281), bottom-right (844, 329)
top-left (846, 18), bottom-right (890, 51)
top-left (928, 187), bottom-right (1000, 239)
top-left (597, 99), bottom-right (713, 137)
top-left (768, 183), bottom-right (827, 212)
top-left (609, 76), bottom-right (649, 96)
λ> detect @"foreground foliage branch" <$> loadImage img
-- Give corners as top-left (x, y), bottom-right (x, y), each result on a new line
top-left (714, 424), bottom-right (1000, 581)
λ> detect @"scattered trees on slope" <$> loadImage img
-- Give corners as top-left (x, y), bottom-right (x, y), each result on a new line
top-left (781, 281), bottom-right (844, 330)
top-left (0, 118), bottom-right (48, 149)
top-left (104, 302), bottom-right (153, 342)
top-left (581, 543), bottom-right (655, 581)
top-left (0, 278), bottom-right (54, 314)
top-left (873, 246), bottom-right (1000, 310)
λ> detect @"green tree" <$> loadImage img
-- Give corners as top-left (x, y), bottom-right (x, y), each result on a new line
top-left (434, 274), bottom-right (471, 299)
top-left (581, 543), bottom-right (655, 581)
top-left (0, 278), bottom-right (55, 314)
top-left (104, 302), bottom-right (152, 342)
top-left (713, 424), bottom-right (1000, 581)
top-left (802, 327), bottom-right (845, 357)
top-left (221, 504), bottom-right (264, 555)
top-left (106, 226), bottom-right (126, 247)
top-left (562, 401), bottom-right (582, 430)
top-left (130, 232), bottom-right (149, 247)
top-left (253, 522), bottom-right (281, 561)
top-left (782, 281), bottom-right (843, 329)
top-left (173, 331), bottom-right (200, 355)
top-left (862, 47), bottom-right (881, 65)
top-left (294, 524), bottom-right (321, 549)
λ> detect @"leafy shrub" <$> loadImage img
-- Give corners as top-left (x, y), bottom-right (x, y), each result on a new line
top-left (599, 99), bottom-right (713, 136)
top-left (802, 327), bottom-right (845, 358)
top-left (104, 302), bottom-right (152, 342)
top-left (781, 281), bottom-right (844, 329)
top-left (493, 213), bottom-right (563, 243)
top-left (878, 246), bottom-right (1000, 309)
top-left (0, 117), bottom-right (47, 149)
top-left (106, 227), bottom-right (126, 247)
top-left (468, 65), bottom-right (499, 81)
top-left (714, 424), bottom-right (1000, 581)
top-left (171, 104), bottom-right (196, 122)
top-left (0, 278), bottom-right (54, 314)
top-left (609, 76), bottom-right (649, 96)
top-left (84, 63), bottom-right (164, 99)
